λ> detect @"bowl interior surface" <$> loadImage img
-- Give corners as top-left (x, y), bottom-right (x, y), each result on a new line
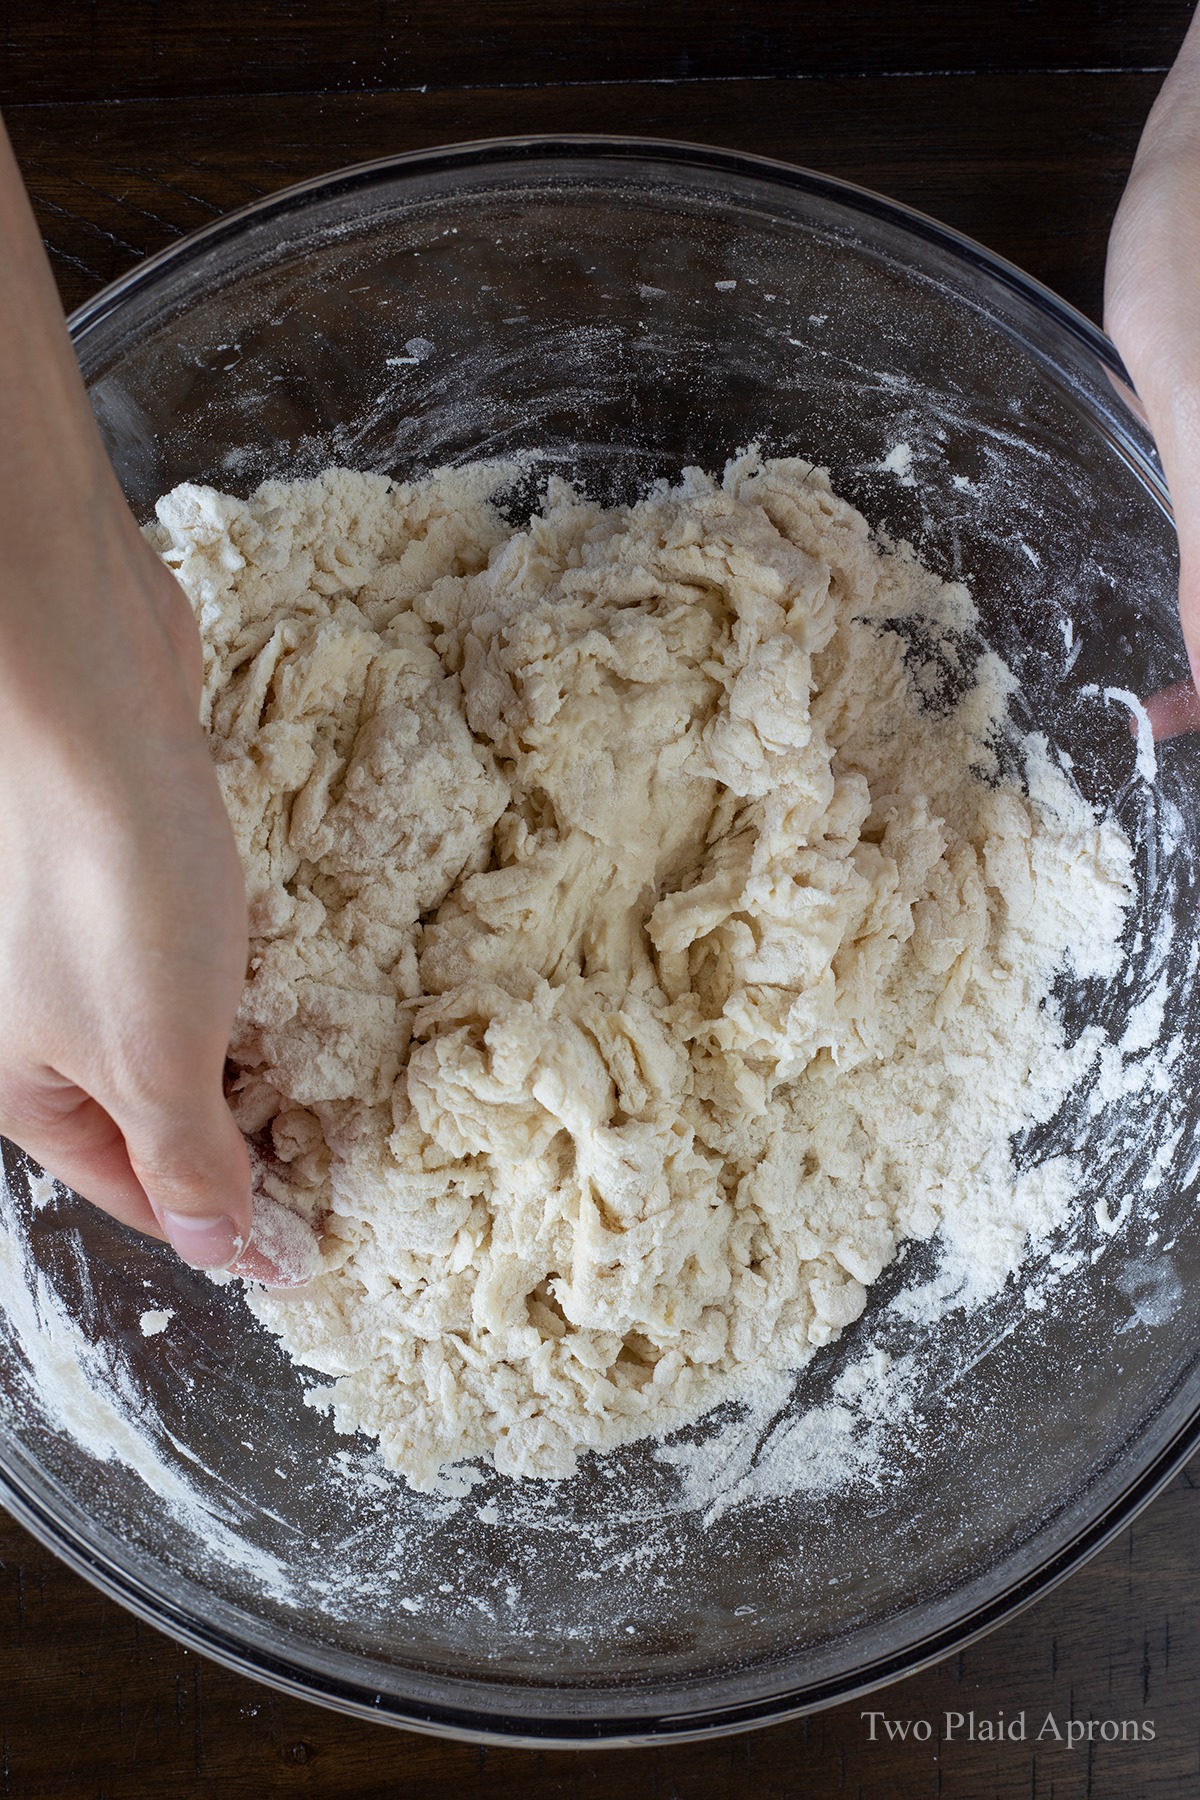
top-left (1, 141), bottom-right (1197, 1741)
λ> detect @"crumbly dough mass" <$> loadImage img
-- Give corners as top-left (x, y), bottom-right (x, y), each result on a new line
top-left (149, 454), bottom-right (1131, 1492)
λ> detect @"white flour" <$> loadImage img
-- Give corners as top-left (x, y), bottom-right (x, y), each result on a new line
top-left (0, 1215), bottom-right (296, 1599)
top-left (140, 451), bottom-right (1134, 1495)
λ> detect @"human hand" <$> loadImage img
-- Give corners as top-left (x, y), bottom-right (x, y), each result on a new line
top-left (0, 116), bottom-right (321, 1284)
top-left (1106, 10), bottom-right (1200, 740)
top-left (0, 472), bottom-right (256, 1269)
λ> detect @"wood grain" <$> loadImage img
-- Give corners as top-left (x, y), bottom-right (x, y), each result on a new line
top-left (4, 70), bottom-right (1159, 323)
top-left (0, 0), bottom-right (1190, 106)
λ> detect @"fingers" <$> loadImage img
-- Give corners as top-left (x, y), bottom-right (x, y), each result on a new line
top-left (1105, 285), bottom-right (1200, 741)
top-left (1142, 675), bottom-right (1200, 741)
top-left (0, 745), bottom-right (254, 1271)
top-left (0, 1070), bottom-right (317, 1288)
top-left (0, 1013), bottom-right (255, 1272)
top-left (0, 1081), bottom-right (164, 1239)
top-left (1104, 22), bottom-right (1200, 743)
top-left (0, 1062), bottom-right (254, 1267)
top-left (123, 1079), bottom-right (254, 1270)
top-left (1133, 427), bottom-right (1200, 742)
top-left (1173, 463), bottom-right (1200, 676)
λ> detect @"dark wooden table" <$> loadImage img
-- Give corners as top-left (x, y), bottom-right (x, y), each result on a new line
top-left (2, 3), bottom-right (1199, 1795)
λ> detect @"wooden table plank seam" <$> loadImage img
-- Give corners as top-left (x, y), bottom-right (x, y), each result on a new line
top-left (0, 65), bottom-right (1182, 111)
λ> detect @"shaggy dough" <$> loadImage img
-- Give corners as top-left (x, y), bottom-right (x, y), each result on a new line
top-left (149, 453), bottom-right (1132, 1492)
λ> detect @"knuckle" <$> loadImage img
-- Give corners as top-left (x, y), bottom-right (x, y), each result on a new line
top-left (0, 1068), bottom-right (82, 1137)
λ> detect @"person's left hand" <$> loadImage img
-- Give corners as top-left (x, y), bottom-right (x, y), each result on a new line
top-left (1106, 9), bottom-right (1200, 741)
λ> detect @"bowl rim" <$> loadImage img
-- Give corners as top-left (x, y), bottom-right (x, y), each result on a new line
top-left (67, 131), bottom-right (1136, 396)
top-left (15, 131), bottom-right (1180, 1746)
top-left (67, 130), bottom-right (1171, 527)
top-left (3, 1401), bottom-right (1199, 1747)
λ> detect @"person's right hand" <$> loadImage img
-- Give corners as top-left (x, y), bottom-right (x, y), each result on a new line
top-left (0, 455), bottom-right (257, 1269)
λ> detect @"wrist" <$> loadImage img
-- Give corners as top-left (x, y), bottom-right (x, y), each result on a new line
top-left (0, 496), bottom-right (200, 742)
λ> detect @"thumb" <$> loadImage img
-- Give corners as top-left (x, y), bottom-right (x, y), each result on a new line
top-left (126, 1086), bottom-right (253, 1271)
top-left (1142, 517), bottom-right (1200, 741)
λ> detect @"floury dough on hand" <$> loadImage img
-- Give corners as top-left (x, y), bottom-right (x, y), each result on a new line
top-left (148, 453), bottom-right (1133, 1493)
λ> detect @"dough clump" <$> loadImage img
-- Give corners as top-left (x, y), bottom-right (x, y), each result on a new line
top-left (148, 453), bottom-right (1132, 1492)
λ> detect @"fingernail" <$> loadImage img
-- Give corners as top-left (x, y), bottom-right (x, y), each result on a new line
top-left (159, 1210), bottom-right (244, 1271)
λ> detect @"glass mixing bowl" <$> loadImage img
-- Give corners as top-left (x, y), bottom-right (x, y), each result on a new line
top-left (0, 137), bottom-right (1197, 1746)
